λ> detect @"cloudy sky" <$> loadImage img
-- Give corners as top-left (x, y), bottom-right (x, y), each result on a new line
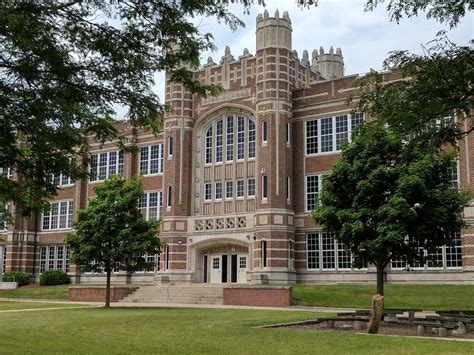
top-left (120, 0), bottom-right (472, 116)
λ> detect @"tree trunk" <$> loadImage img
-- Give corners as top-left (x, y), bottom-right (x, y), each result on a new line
top-left (376, 263), bottom-right (385, 296)
top-left (367, 294), bottom-right (384, 334)
top-left (105, 269), bottom-right (111, 308)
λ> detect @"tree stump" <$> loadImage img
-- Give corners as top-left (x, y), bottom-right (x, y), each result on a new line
top-left (367, 294), bottom-right (384, 334)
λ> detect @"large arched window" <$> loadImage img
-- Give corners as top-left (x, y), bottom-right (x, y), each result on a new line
top-left (204, 115), bottom-right (256, 165)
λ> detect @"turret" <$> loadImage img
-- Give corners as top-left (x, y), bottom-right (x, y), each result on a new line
top-left (311, 46), bottom-right (345, 79)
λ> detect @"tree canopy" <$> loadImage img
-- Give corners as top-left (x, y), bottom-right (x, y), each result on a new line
top-left (312, 122), bottom-right (470, 296)
top-left (66, 175), bottom-right (160, 307)
top-left (0, 0), bottom-right (270, 216)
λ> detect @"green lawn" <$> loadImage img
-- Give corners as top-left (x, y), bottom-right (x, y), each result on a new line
top-left (293, 284), bottom-right (474, 310)
top-left (0, 301), bottom-right (89, 311)
top-left (0, 307), bottom-right (473, 354)
top-left (0, 284), bottom-right (69, 299)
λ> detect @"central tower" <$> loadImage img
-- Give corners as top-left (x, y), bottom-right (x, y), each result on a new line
top-left (253, 10), bottom-right (295, 283)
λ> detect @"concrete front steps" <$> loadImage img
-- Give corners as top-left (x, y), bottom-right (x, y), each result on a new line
top-left (118, 285), bottom-right (224, 305)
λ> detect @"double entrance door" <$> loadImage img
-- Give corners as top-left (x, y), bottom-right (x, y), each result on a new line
top-left (204, 253), bottom-right (247, 284)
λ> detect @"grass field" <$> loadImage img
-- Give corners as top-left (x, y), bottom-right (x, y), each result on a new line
top-left (293, 284), bottom-right (474, 310)
top-left (0, 301), bottom-right (89, 311)
top-left (0, 306), bottom-right (473, 354)
top-left (0, 284), bottom-right (69, 299)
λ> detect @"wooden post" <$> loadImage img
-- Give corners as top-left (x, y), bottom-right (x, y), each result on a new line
top-left (367, 294), bottom-right (384, 334)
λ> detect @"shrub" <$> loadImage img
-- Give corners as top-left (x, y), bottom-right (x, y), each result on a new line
top-left (39, 270), bottom-right (70, 286)
top-left (2, 271), bottom-right (30, 286)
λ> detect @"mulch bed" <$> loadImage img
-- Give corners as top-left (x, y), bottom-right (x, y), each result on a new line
top-left (281, 320), bottom-right (474, 340)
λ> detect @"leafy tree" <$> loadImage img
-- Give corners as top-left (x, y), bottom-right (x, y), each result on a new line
top-left (66, 175), bottom-right (160, 307)
top-left (312, 122), bottom-right (470, 297)
top-left (364, 0), bottom-right (473, 28)
top-left (0, 0), bottom-right (270, 217)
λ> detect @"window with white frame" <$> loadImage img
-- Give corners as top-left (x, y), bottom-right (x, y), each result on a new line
top-left (236, 180), bottom-right (244, 198)
top-left (306, 175), bottom-right (320, 212)
top-left (286, 121), bottom-right (291, 144)
top-left (205, 126), bottom-right (213, 164)
top-left (215, 182), bottom-right (222, 200)
top-left (42, 201), bottom-right (74, 230)
top-left (166, 186), bottom-right (172, 208)
top-left (286, 176), bottom-right (291, 202)
top-left (47, 173), bottom-right (73, 187)
top-left (204, 183), bottom-right (212, 201)
top-left (0, 167), bottom-right (11, 179)
top-left (226, 116), bottom-right (234, 161)
top-left (215, 120), bottom-right (223, 163)
top-left (136, 252), bottom-right (160, 272)
top-left (2, 245), bottom-right (6, 272)
top-left (307, 232), bottom-right (353, 270)
top-left (39, 245), bottom-right (70, 273)
top-left (448, 161), bottom-right (459, 188)
top-left (248, 120), bottom-right (256, 158)
top-left (247, 178), bottom-right (255, 197)
top-left (205, 115), bottom-right (256, 164)
top-left (306, 113), bottom-right (364, 155)
top-left (138, 191), bottom-right (162, 221)
top-left (89, 151), bottom-right (124, 182)
top-left (226, 181), bottom-right (233, 199)
top-left (139, 144), bottom-right (164, 175)
top-left (261, 240), bottom-right (267, 268)
top-left (391, 232), bottom-right (462, 270)
top-left (168, 136), bottom-right (173, 157)
top-left (1, 204), bottom-right (11, 231)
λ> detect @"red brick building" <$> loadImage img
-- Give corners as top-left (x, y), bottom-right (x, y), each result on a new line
top-left (1, 10), bottom-right (473, 285)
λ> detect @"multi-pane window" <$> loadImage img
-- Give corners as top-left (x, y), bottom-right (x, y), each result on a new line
top-left (307, 232), bottom-right (353, 270)
top-left (262, 121), bottom-right (268, 143)
top-left (140, 144), bottom-right (164, 175)
top-left (205, 126), bottom-right (213, 164)
top-left (136, 253), bottom-right (160, 273)
top-left (262, 175), bottom-right (268, 199)
top-left (206, 115), bottom-right (256, 164)
top-left (1, 204), bottom-right (11, 231)
top-left (2, 245), bottom-right (6, 272)
top-left (448, 161), bottom-right (459, 188)
top-left (216, 120), bottom-right (223, 163)
top-left (138, 191), bottom-right (162, 221)
top-left (204, 183), bottom-right (212, 201)
top-left (226, 116), bottom-right (234, 161)
top-left (226, 181), bottom-right (233, 199)
top-left (166, 186), bottom-right (172, 208)
top-left (239, 256), bottom-right (247, 269)
top-left (306, 113), bottom-right (364, 155)
top-left (47, 173), bottom-right (73, 187)
top-left (213, 257), bottom-right (220, 269)
top-left (236, 180), bottom-right (244, 198)
top-left (391, 233), bottom-right (462, 269)
top-left (0, 167), bottom-right (11, 179)
top-left (215, 182), bottom-right (222, 200)
top-left (248, 120), bottom-right (256, 159)
top-left (39, 245), bottom-right (70, 273)
top-left (247, 178), bottom-right (255, 197)
top-left (90, 151), bottom-right (124, 182)
top-left (306, 175), bottom-right (321, 212)
top-left (42, 201), bottom-right (74, 230)
top-left (237, 116), bottom-right (245, 160)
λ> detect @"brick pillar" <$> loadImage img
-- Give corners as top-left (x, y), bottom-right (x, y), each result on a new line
top-left (253, 10), bottom-right (295, 284)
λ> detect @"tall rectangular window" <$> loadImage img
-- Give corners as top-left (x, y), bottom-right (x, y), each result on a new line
top-left (237, 116), bottom-right (245, 160)
top-left (236, 180), bottom-right (244, 198)
top-left (306, 120), bottom-right (318, 154)
top-left (307, 234), bottom-right (319, 270)
top-left (446, 233), bottom-right (462, 268)
top-left (226, 116), bottom-right (234, 161)
top-left (166, 186), bottom-right (172, 208)
top-left (321, 232), bottom-right (336, 269)
top-left (261, 240), bottom-right (267, 268)
top-left (138, 191), bottom-right (162, 221)
top-left (337, 241), bottom-right (352, 269)
top-left (168, 136), bottom-right (173, 157)
top-left (286, 176), bottom-right (291, 202)
top-left (42, 201), bottom-right (74, 230)
top-left (247, 178), bottom-right (255, 197)
top-left (215, 120), bottom-right (223, 163)
top-left (205, 127), bottom-right (213, 164)
top-left (286, 121), bottom-right (291, 144)
top-left (90, 151), bottom-right (124, 182)
top-left (261, 121), bottom-right (268, 144)
top-left (320, 117), bottom-right (333, 153)
top-left (226, 181), bottom-right (233, 199)
top-left (262, 175), bottom-right (268, 199)
top-left (448, 161), bottom-right (459, 188)
top-left (0, 167), bottom-right (11, 179)
top-left (140, 144), bottom-right (164, 175)
top-left (248, 120), bottom-right (256, 159)
top-left (335, 115), bottom-right (349, 150)
top-left (204, 183), bottom-right (212, 201)
top-left (306, 175), bottom-right (319, 212)
top-left (215, 182), bottom-right (222, 200)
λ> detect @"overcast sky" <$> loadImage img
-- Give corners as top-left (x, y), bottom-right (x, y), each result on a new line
top-left (119, 0), bottom-right (472, 117)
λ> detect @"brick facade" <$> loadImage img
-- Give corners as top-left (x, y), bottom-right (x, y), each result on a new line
top-left (223, 287), bottom-right (292, 307)
top-left (69, 287), bottom-right (138, 302)
top-left (1, 10), bottom-right (473, 285)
